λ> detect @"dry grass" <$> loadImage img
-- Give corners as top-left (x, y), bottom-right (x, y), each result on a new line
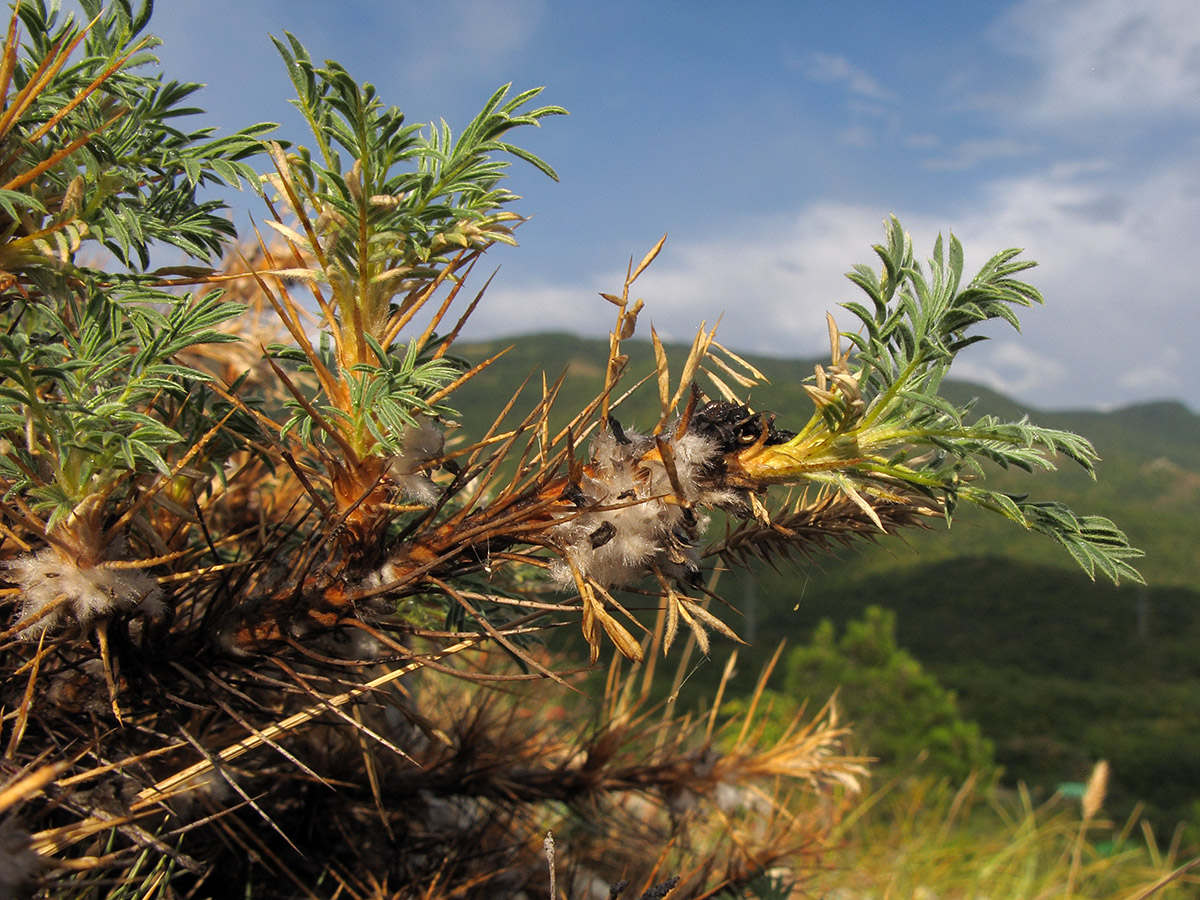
top-left (811, 768), bottom-right (1200, 900)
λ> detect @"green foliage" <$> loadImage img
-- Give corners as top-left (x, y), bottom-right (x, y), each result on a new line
top-left (271, 333), bottom-right (461, 452)
top-left (8, 0), bottom-right (271, 271)
top-left (274, 29), bottom-right (563, 266)
top-left (783, 606), bottom-right (996, 783)
top-left (260, 33), bottom-right (565, 461)
top-left (0, 286), bottom-right (243, 533)
top-left (751, 217), bottom-right (1143, 584)
top-left (0, 0), bottom-right (270, 552)
top-left (740, 555), bottom-right (1200, 829)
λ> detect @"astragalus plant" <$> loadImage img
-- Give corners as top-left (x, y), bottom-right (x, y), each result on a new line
top-left (0, 4), bottom-right (1144, 899)
top-left (0, 0), bottom-right (268, 641)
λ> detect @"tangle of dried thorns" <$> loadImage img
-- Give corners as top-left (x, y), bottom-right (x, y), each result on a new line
top-left (1, 209), bottom-right (1120, 898)
top-left (0, 236), bottom-right (920, 898)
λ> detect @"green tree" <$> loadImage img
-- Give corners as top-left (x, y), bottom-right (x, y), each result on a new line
top-left (785, 606), bottom-right (996, 783)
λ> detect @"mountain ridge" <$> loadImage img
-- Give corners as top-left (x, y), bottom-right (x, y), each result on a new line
top-left (458, 331), bottom-right (1198, 416)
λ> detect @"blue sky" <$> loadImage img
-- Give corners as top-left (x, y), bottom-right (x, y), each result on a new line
top-left (133, 1), bottom-right (1200, 412)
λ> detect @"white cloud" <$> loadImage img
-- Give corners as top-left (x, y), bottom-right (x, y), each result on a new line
top-left (478, 203), bottom-right (900, 364)
top-left (1116, 344), bottom-right (1185, 400)
top-left (463, 280), bottom-right (617, 342)
top-left (806, 53), bottom-right (893, 100)
top-left (483, 146), bottom-right (1200, 410)
top-left (948, 341), bottom-right (1068, 401)
top-left (1002, 0), bottom-right (1200, 122)
top-left (921, 137), bottom-right (1040, 171)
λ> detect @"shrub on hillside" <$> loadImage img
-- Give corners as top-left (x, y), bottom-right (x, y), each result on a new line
top-left (0, 2), bottom-right (1142, 897)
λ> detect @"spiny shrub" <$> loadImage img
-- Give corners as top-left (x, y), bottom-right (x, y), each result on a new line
top-left (0, 3), bottom-right (1141, 897)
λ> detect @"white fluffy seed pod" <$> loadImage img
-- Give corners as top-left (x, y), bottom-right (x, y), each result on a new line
top-left (7, 546), bottom-right (164, 637)
top-left (389, 421), bottom-right (445, 504)
top-left (547, 423), bottom-right (724, 589)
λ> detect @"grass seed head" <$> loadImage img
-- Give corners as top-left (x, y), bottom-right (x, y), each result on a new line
top-left (1082, 759), bottom-right (1109, 820)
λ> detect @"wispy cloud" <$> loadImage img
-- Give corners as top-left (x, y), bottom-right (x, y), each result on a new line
top-left (904, 133), bottom-right (941, 150)
top-left (389, 0), bottom-right (548, 96)
top-left (806, 52), bottom-right (893, 100)
top-left (921, 137), bottom-right (1040, 171)
top-left (837, 125), bottom-right (875, 148)
top-left (1001, 0), bottom-right (1200, 122)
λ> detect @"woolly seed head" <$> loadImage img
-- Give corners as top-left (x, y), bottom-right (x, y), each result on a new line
top-left (7, 547), bottom-right (164, 637)
top-left (389, 421), bottom-right (445, 503)
top-left (546, 424), bottom-right (722, 589)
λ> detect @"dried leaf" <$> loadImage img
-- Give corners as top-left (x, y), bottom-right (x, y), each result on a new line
top-left (836, 478), bottom-right (885, 531)
top-left (262, 218), bottom-right (309, 248)
top-left (630, 233), bottom-right (667, 283)
top-left (664, 591), bottom-right (680, 654)
top-left (263, 266), bottom-right (324, 283)
top-left (705, 349), bottom-right (760, 389)
top-left (581, 585), bottom-right (642, 662)
top-left (826, 311), bottom-right (841, 362)
top-left (596, 602), bottom-right (644, 662)
top-left (618, 298), bottom-right (643, 339)
top-left (711, 339), bottom-right (768, 383)
top-left (680, 596), bottom-right (741, 645)
top-left (674, 596), bottom-right (708, 656)
top-left (668, 323), bottom-right (717, 421)
top-left (651, 326), bottom-right (670, 420)
top-left (749, 492), bottom-right (772, 524)
top-left (702, 366), bottom-right (740, 403)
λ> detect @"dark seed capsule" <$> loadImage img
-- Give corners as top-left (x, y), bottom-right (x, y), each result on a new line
top-left (607, 415), bottom-right (631, 445)
top-left (589, 520), bottom-right (617, 549)
top-left (561, 481), bottom-right (588, 507)
top-left (689, 400), bottom-right (794, 451)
